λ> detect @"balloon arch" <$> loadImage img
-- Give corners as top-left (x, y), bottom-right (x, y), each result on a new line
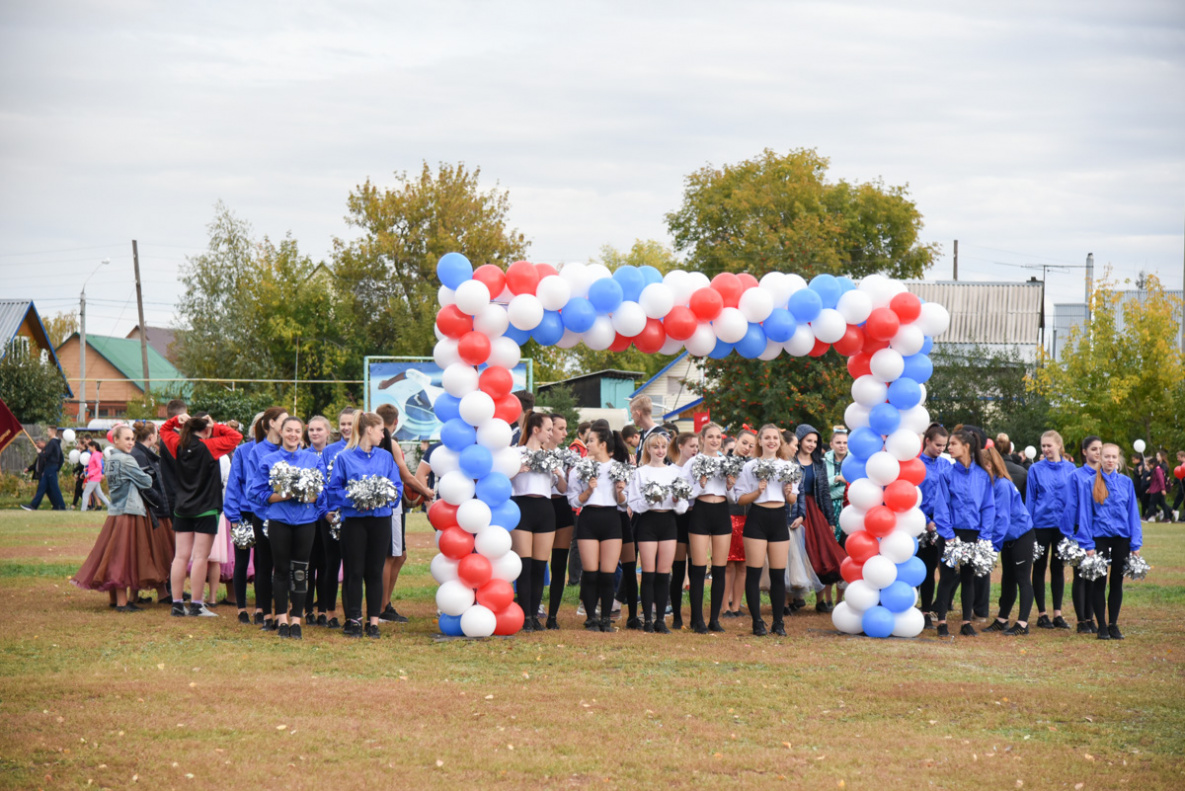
top-left (424, 253), bottom-right (951, 639)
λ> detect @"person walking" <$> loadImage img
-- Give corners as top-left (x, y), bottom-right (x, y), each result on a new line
top-left (79, 440), bottom-right (111, 511)
top-left (21, 426), bottom-right (66, 511)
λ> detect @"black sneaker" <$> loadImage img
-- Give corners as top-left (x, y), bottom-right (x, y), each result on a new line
top-left (670, 617), bottom-right (683, 631)
top-left (187, 603), bottom-right (217, 617)
top-left (278, 623), bottom-right (291, 639)
top-left (959, 623), bottom-right (977, 637)
top-left (326, 617), bottom-right (341, 630)
top-left (343, 620), bottom-right (362, 638)
top-left (545, 617), bottom-right (559, 630)
top-left (721, 610), bottom-right (739, 619)
top-left (708, 620), bottom-right (725, 633)
top-left (584, 618), bottom-right (601, 631)
top-left (316, 614), bottom-right (328, 627)
top-left (752, 619), bottom-right (768, 637)
top-left (1096, 628), bottom-right (1111, 641)
top-left (792, 599), bottom-right (806, 612)
top-left (643, 619), bottom-right (654, 633)
top-left (1108, 624), bottom-right (1124, 640)
top-left (654, 620), bottom-right (671, 634)
top-left (289, 624), bottom-right (303, 640)
top-left (170, 602), bottom-right (186, 617)
top-left (115, 604), bottom-right (140, 613)
top-left (238, 612), bottom-right (250, 624)
top-left (599, 616), bottom-right (612, 633)
top-left (936, 623), bottom-right (950, 637)
top-left (691, 620), bottom-right (709, 634)
top-left (1036, 614), bottom-right (1054, 629)
top-left (1076, 621), bottom-right (1093, 634)
top-left (531, 617), bottom-right (545, 632)
top-left (365, 623), bottom-right (381, 639)
top-left (783, 605), bottom-right (794, 616)
top-left (260, 619), bottom-right (277, 632)
top-left (771, 621), bottom-right (787, 637)
top-left (253, 612), bottom-right (264, 626)
top-left (923, 614), bottom-right (933, 630)
top-left (1003, 623), bottom-right (1029, 636)
top-left (625, 617), bottom-right (643, 630)
top-left (1052, 615), bottom-right (1070, 629)
top-left (20, 504), bottom-right (34, 511)
top-left (815, 601), bottom-right (832, 614)
top-left (379, 605), bottom-right (399, 622)
top-left (388, 608), bottom-right (409, 623)
top-left (984, 619), bottom-right (1008, 632)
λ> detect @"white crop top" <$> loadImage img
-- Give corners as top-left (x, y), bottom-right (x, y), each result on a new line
top-left (628, 464), bottom-right (690, 514)
top-left (566, 461), bottom-right (622, 509)
top-left (728, 457), bottom-right (794, 506)
top-left (511, 447), bottom-right (554, 497)
top-left (683, 454), bottom-right (730, 499)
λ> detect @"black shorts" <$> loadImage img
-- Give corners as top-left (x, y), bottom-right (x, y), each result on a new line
top-left (635, 510), bottom-right (677, 543)
top-left (742, 504), bottom-right (790, 542)
top-left (552, 496), bottom-right (575, 529)
top-left (620, 511), bottom-right (633, 543)
top-left (675, 509), bottom-right (691, 544)
top-left (576, 506), bottom-right (620, 542)
top-left (513, 495), bottom-right (556, 534)
top-left (174, 513), bottom-right (218, 535)
top-left (689, 500), bottom-right (731, 536)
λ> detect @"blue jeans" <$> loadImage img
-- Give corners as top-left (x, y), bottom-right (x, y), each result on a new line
top-left (29, 465), bottom-right (66, 510)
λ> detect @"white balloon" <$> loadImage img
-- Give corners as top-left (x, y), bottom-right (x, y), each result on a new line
top-left (897, 508), bottom-right (926, 537)
top-left (685, 323), bottom-right (718, 356)
top-left (488, 336), bottom-right (522, 369)
top-left (866, 451), bottom-right (901, 486)
top-left (1133, 438), bottom-right (1147, 454)
top-left (474, 525), bottom-right (512, 558)
top-left (459, 391), bottom-right (496, 427)
top-left (507, 294), bottom-right (544, 331)
top-left (712, 307), bottom-right (748, 343)
top-left (438, 471), bottom-right (477, 505)
top-left (456, 500), bottom-right (493, 533)
top-left (611, 301), bottom-right (647, 337)
top-left (430, 553), bottom-right (460, 584)
top-left (891, 606), bottom-right (925, 638)
top-left (492, 446), bottom-right (523, 478)
top-left (1025, 445), bottom-right (1037, 460)
top-left (851, 375), bottom-right (888, 407)
top-left (460, 604), bottom-right (497, 637)
top-left (686, 272), bottom-right (711, 291)
top-left (559, 261), bottom-right (587, 288)
top-left (79, 451), bottom-right (92, 466)
top-left (899, 405), bottom-right (931, 434)
top-left (103, 443), bottom-right (114, 457)
top-left (586, 263), bottom-right (612, 284)
top-left (836, 289), bottom-right (872, 325)
top-left (68, 449), bottom-right (81, 465)
top-left (738, 287), bottom-right (774, 323)
top-left (438, 285), bottom-right (456, 307)
top-left (664, 270), bottom-right (696, 306)
top-left (783, 323), bottom-right (816, 356)
top-left (889, 323), bottom-right (925, 356)
top-left (436, 580), bottom-right (475, 616)
top-left (556, 329), bottom-right (582, 349)
top-left (494, 286), bottom-right (513, 304)
top-left (783, 273), bottom-right (808, 296)
top-left (473, 304), bottom-right (509, 338)
top-left (844, 580), bottom-right (880, 611)
top-left (858, 274), bottom-right (894, 308)
top-left (811, 308), bottom-right (846, 343)
top-left (885, 429), bottom-right (922, 461)
top-left (862, 555), bottom-right (898, 589)
top-left (848, 478), bottom-right (884, 510)
top-left (839, 505), bottom-right (866, 535)
top-left (433, 338), bottom-right (460, 368)
top-left (916, 302), bottom-right (951, 336)
top-left (489, 550), bottom-right (522, 581)
top-left (757, 339), bottom-right (783, 360)
top-left (62, 429), bottom-right (76, 444)
top-left (454, 279), bottom-right (491, 316)
top-left (917, 383), bottom-right (927, 405)
top-left (430, 446), bottom-right (460, 476)
top-left (831, 600), bottom-right (865, 633)
top-left (442, 363), bottom-right (479, 398)
top-left (536, 275), bottom-right (572, 311)
top-left (879, 530), bottom-right (917, 564)
top-left (434, 324), bottom-right (446, 341)
top-left (639, 283), bottom-right (675, 319)
top-left (584, 315), bottom-right (616, 350)
top-left (659, 336), bottom-right (685, 355)
top-left (476, 419), bottom-right (512, 449)
top-left (759, 272), bottom-right (791, 308)
top-left (844, 402), bottom-right (871, 430)
top-left (870, 348), bottom-right (905, 383)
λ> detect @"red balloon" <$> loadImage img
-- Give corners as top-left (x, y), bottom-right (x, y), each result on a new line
top-left (663, 305), bottom-right (698, 341)
top-left (862, 335), bottom-right (889, 355)
top-left (427, 500), bottom-right (459, 531)
top-left (475, 578), bottom-right (514, 611)
top-left (847, 352), bottom-right (872, 379)
top-left (438, 527), bottom-right (475, 560)
top-left (833, 324), bottom-right (865, 357)
top-left (473, 264), bottom-right (506, 298)
top-left (840, 556), bottom-right (865, 584)
top-left (505, 260), bottom-right (540, 296)
top-left (864, 505), bottom-right (897, 538)
top-left (535, 262), bottom-right (558, 279)
top-left (883, 480), bottom-right (918, 512)
top-left (690, 287), bottom-right (723, 321)
top-left (106, 428), bottom-right (115, 443)
top-left (493, 393), bottom-right (522, 424)
top-left (808, 338), bottom-right (830, 357)
top-left (710, 273), bottom-right (743, 308)
top-left (1175, 464), bottom-right (1185, 480)
top-left (736, 272), bottom-right (759, 291)
top-left (479, 365), bottom-right (513, 399)
top-left (493, 601), bottom-right (525, 635)
top-left (457, 553), bottom-right (493, 588)
top-left (457, 331), bottom-right (491, 365)
top-left (865, 307), bottom-right (900, 342)
top-left (898, 457), bottom-right (926, 486)
top-left (436, 304), bottom-right (473, 339)
top-left (845, 530), bottom-right (880, 563)
top-left (609, 333), bottom-right (633, 353)
top-left (633, 318), bottom-right (666, 354)
top-left (889, 292), bottom-right (922, 324)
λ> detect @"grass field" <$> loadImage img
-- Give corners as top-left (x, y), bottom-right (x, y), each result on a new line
top-left (1, 510), bottom-right (1182, 790)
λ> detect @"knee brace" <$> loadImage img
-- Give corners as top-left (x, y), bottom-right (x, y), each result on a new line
top-left (290, 560), bottom-right (309, 594)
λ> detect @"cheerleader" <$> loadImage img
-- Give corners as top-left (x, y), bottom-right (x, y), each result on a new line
top-left (684, 422), bottom-right (730, 633)
top-left (982, 447), bottom-right (1035, 635)
top-left (304, 415), bottom-right (336, 626)
top-left (1076, 443), bottom-right (1142, 640)
top-left (510, 411), bottom-right (561, 632)
top-left (566, 424), bottom-right (627, 631)
top-left (222, 413), bottom-right (260, 625)
top-left (610, 427), bottom-right (639, 629)
top-left (252, 417), bottom-right (327, 639)
top-left (128, 422), bottom-right (175, 605)
top-left (789, 424), bottom-right (843, 613)
top-left (243, 406), bottom-right (289, 630)
top-left (932, 427), bottom-right (997, 638)
top-left (1061, 436), bottom-right (1102, 633)
top-left (918, 424), bottom-right (950, 629)
top-left (326, 411), bottom-right (401, 639)
top-left (723, 429), bottom-right (757, 618)
top-left (669, 432), bottom-right (699, 630)
top-left (71, 425), bottom-right (169, 610)
top-left (546, 414), bottom-right (575, 630)
top-left (729, 425), bottom-right (799, 636)
top-left (1026, 430), bottom-right (1076, 630)
top-left (627, 430), bottom-right (689, 633)
top-left (315, 408), bottom-right (356, 628)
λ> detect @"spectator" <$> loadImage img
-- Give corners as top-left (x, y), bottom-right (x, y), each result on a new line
top-left (508, 390), bottom-right (535, 445)
top-left (22, 428), bottom-right (66, 511)
top-left (995, 436), bottom-right (1029, 501)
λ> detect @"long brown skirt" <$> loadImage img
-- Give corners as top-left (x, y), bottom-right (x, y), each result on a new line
top-left (72, 514), bottom-right (170, 592)
top-left (149, 516), bottom-right (176, 580)
top-left (801, 495), bottom-right (846, 585)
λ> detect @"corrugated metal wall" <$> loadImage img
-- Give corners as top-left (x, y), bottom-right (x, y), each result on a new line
top-left (907, 281), bottom-right (1044, 347)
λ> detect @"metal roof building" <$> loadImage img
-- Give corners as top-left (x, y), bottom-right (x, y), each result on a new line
top-left (906, 279), bottom-right (1045, 362)
top-left (0, 298), bottom-right (73, 395)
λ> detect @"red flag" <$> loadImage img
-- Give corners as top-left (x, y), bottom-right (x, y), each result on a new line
top-left (0, 398), bottom-right (22, 456)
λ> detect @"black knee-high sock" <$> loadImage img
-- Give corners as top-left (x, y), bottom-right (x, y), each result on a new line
top-left (688, 564), bottom-right (707, 625)
top-left (580, 571), bottom-right (599, 620)
top-left (669, 560), bottom-right (686, 623)
top-left (621, 561), bottom-right (638, 619)
top-left (709, 564), bottom-right (727, 623)
top-left (530, 558), bottom-right (548, 620)
top-left (598, 572), bottom-right (615, 623)
top-left (745, 566), bottom-right (763, 626)
top-left (516, 560), bottom-right (533, 612)
top-left (769, 570), bottom-right (787, 626)
top-left (548, 548), bottom-right (569, 618)
top-left (640, 571), bottom-right (656, 623)
top-left (655, 572), bottom-right (671, 624)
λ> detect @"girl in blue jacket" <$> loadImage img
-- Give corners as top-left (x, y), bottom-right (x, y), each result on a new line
top-left (1076, 443), bottom-right (1142, 640)
top-left (244, 406), bottom-right (289, 631)
top-left (982, 448), bottom-right (1036, 635)
top-left (918, 423), bottom-right (950, 628)
top-left (253, 417), bottom-right (328, 640)
top-left (1060, 436), bottom-right (1101, 634)
top-left (932, 427), bottom-right (996, 638)
top-left (1026, 430), bottom-right (1077, 630)
top-left (326, 411), bottom-right (401, 639)
top-left (223, 421), bottom-right (256, 625)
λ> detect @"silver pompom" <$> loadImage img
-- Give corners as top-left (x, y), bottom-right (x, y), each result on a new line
top-left (1124, 554), bottom-right (1150, 580)
top-left (291, 467), bottom-right (325, 504)
top-left (269, 461), bottom-right (298, 500)
top-left (1078, 552), bottom-right (1110, 582)
top-left (1032, 541), bottom-right (1046, 563)
top-left (941, 536), bottom-right (974, 570)
top-left (669, 477), bottom-right (692, 502)
top-left (231, 521), bottom-right (256, 549)
top-left (327, 511), bottom-right (342, 541)
top-left (608, 461), bottom-right (634, 484)
top-left (719, 455), bottom-right (746, 479)
top-left (572, 458), bottom-right (599, 483)
top-left (778, 462), bottom-right (803, 486)
top-left (346, 474), bottom-right (399, 512)
top-left (261, 519), bottom-right (269, 540)
top-left (969, 539), bottom-right (998, 578)
top-left (752, 459), bottom-right (779, 481)
top-left (643, 480), bottom-right (667, 504)
top-left (1055, 537), bottom-right (1087, 568)
top-left (691, 455), bottom-right (720, 481)
top-left (918, 530), bottom-right (940, 548)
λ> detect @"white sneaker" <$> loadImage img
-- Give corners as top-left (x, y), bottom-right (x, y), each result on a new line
top-left (188, 603), bottom-right (218, 617)
top-left (575, 604), bottom-right (586, 616)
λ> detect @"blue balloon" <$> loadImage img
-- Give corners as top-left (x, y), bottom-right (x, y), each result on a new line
top-left (458, 444), bottom-right (493, 479)
top-left (879, 581), bottom-right (916, 613)
top-left (789, 288), bottom-right (822, 323)
top-left (887, 377), bottom-right (922, 410)
top-left (588, 277), bottom-right (624, 314)
top-left (475, 472), bottom-right (512, 507)
top-left (861, 605), bottom-right (895, 638)
top-left (612, 266), bottom-right (645, 302)
top-left (638, 265), bottom-right (663, 286)
top-left (440, 418), bottom-right (476, 451)
top-left (896, 556), bottom-right (926, 587)
top-left (735, 323), bottom-right (767, 358)
top-left (439, 613), bottom-right (464, 636)
top-left (491, 498), bottom-right (521, 530)
top-left (836, 276), bottom-right (857, 294)
top-left (708, 338), bottom-right (734, 359)
top-left (868, 403), bottom-right (902, 436)
top-left (560, 297), bottom-right (597, 333)
top-left (436, 252), bottom-right (472, 290)
top-left (901, 353), bottom-right (933, 384)
top-left (762, 307), bottom-right (796, 343)
top-left (809, 274), bottom-right (842, 310)
top-left (531, 310), bottom-right (565, 346)
top-left (503, 325), bottom-right (531, 345)
top-left (841, 453), bottom-right (867, 482)
top-left (434, 393), bottom-right (462, 423)
top-left (848, 426), bottom-right (884, 460)
top-left (920, 336), bottom-right (934, 355)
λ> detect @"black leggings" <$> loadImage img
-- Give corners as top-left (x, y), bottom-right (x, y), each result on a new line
top-left (997, 529), bottom-right (1036, 623)
top-left (316, 517), bottom-right (342, 614)
top-left (935, 529), bottom-right (979, 623)
top-left (269, 520), bottom-right (316, 618)
top-left (1072, 566), bottom-right (1095, 624)
top-left (1145, 492), bottom-right (1171, 522)
top-left (233, 512), bottom-right (254, 610)
top-left (341, 515), bottom-right (392, 622)
top-left (304, 522), bottom-right (325, 615)
top-left (1032, 528), bottom-right (1065, 614)
top-left (1091, 535), bottom-right (1130, 628)
top-left (917, 541), bottom-right (940, 612)
top-left (251, 514), bottom-right (274, 617)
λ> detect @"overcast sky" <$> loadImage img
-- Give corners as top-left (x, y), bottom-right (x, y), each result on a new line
top-left (2, 0), bottom-right (1182, 340)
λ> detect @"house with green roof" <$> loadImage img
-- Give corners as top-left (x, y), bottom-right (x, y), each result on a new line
top-left (56, 332), bottom-right (189, 419)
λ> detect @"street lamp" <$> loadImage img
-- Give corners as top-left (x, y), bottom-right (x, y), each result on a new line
top-left (79, 258), bottom-right (110, 425)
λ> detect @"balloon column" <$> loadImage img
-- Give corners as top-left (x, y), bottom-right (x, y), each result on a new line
top-left (430, 254), bottom-right (950, 637)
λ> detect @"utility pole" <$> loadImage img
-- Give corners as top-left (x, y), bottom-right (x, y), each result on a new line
top-left (133, 240), bottom-right (151, 392)
top-left (952, 239), bottom-right (958, 281)
top-left (78, 258), bottom-right (110, 425)
top-left (1085, 252), bottom-right (1094, 327)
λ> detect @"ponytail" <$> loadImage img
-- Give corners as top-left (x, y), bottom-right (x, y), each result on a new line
top-left (178, 416), bottom-right (210, 450)
top-left (1092, 468), bottom-right (1109, 505)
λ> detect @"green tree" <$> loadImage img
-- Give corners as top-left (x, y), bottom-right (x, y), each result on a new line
top-left (536, 383), bottom-right (580, 445)
top-left (0, 342), bottom-right (68, 424)
top-left (43, 311), bottom-right (78, 349)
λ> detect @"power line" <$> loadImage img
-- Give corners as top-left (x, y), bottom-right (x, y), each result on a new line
top-left (0, 243), bottom-right (128, 258)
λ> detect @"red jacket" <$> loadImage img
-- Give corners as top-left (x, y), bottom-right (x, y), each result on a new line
top-left (159, 416), bottom-right (242, 461)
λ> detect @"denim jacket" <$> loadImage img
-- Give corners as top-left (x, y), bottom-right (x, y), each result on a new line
top-left (106, 450), bottom-right (154, 517)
